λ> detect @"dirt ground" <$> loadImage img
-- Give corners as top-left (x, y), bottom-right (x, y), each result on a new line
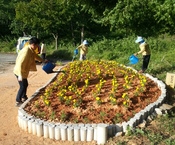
top-left (0, 63), bottom-right (96, 145)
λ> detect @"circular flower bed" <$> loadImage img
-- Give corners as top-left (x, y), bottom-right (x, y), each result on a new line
top-left (24, 60), bottom-right (161, 124)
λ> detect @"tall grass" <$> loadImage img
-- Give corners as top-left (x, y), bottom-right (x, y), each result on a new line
top-left (0, 36), bottom-right (16, 52)
top-left (86, 34), bottom-right (175, 81)
top-left (1, 34), bottom-right (175, 81)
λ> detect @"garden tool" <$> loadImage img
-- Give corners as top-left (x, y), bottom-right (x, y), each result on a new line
top-left (42, 61), bottom-right (56, 74)
top-left (129, 55), bottom-right (139, 65)
top-left (72, 49), bottom-right (78, 61)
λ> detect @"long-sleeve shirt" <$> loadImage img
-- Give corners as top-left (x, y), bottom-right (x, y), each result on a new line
top-left (13, 45), bottom-right (43, 79)
top-left (137, 42), bottom-right (151, 55)
top-left (40, 43), bottom-right (46, 54)
top-left (77, 44), bottom-right (88, 55)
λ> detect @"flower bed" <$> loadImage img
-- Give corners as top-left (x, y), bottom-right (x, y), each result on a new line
top-left (18, 60), bottom-right (166, 144)
top-left (24, 60), bottom-right (161, 124)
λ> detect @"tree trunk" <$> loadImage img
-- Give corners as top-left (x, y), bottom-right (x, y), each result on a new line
top-left (23, 32), bottom-right (27, 36)
top-left (52, 33), bottom-right (58, 50)
top-left (70, 21), bottom-right (76, 47)
top-left (81, 26), bottom-right (84, 43)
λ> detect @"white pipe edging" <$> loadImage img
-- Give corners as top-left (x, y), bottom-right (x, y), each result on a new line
top-left (67, 127), bottom-right (74, 141)
top-left (55, 125), bottom-right (61, 140)
top-left (43, 122), bottom-right (49, 138)
top-left (80, 127), bottom-right (87, 141)
top-left (48, 123), bottom-right (55, 139)
top-left (74, 126), bottom-right (80, 141)
top-left (97, 123), bottom-right (108, 144)
top-left (60, 125), bottom-right (67, 141)
top-left (87, 127), bottom-right (94, 141)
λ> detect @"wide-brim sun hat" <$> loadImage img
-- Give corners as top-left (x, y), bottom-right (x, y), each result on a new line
top-left (135, 36), bottom-right (144, 43)
top-left (83, 40), bottom-right (89, 45)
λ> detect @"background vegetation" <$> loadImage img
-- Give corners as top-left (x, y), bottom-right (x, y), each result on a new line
top-left (0, 0), bottom-right (175, 144)
top-left (0, 0), bottom-right (175, 80)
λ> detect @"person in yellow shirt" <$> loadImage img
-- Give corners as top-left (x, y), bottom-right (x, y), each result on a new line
top-left (76, 40), bottom-right (89, 61)
top-left (14, 37), bottom-right (47, 107)
top-left (134, 36), bottom-right (151, 73)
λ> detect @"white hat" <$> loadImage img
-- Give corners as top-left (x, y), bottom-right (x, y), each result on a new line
top-left (135, 36), bottom-right (144, 43)
top-left (83, 40), bottom-right (89, 45)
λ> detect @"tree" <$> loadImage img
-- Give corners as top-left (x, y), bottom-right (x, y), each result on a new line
top-left (13, 0), bottom-right (98, 49)
top-left (98, 0), bottom-right (158, 36)
top-left (0, 0), bottom-right (16, 36)
top-left (98, 0), bottom-right (175, 37)
top-left (154, 0), bottom-right (175, 34)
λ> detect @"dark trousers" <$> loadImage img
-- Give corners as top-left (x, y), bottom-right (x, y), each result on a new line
top-left (41, 53), bottom-right (46, 60)
top-left (15, 75), bottom-right (28, 102)
top-left (142, 55), bottom-right (151, 72)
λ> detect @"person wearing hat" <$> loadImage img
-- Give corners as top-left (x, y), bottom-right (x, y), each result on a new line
top-left (134, 36), bottom-right (151, 73)
top-left (76, 40), bottom-right (89, 61)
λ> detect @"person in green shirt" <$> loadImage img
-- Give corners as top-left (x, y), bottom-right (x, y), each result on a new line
top-left (14, 37), bottom-right (47, 107)
top-left (134, 36), bottom-right (151, 73)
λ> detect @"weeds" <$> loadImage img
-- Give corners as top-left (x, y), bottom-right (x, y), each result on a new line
top-left (34, 101), bottom-right (39, 109)
top-left (50, 111), bottom-right (56, 120)
top-left (83, 117), bottom-right (89, 123)
top-left (113, 113), bottom-right (122, 123)
top-left (60, 111), bottom-right (67, 122)
top-left (35, 110), bottom-right (45, 118)
top-left (73, 117), bottom-right (78, 123)
top-left (99, 111), bottom-right (107, 121)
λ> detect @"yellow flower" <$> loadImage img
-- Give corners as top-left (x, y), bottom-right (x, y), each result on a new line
top-left (68, 85), bottom-right (72, 91)
top-left (53, 82), bottom-right (57, 86)
top-left (97, 69), bottom-right (101, 75)
top-left (122, 93), bottom-right (127, 98)
top-left (44, 100), bottom-right (50, 105)
top-left (85, 79), bottom-right (89, 85)
top-left (123, 101), bottom-right (127, 105)
top-left (63, 89), bottom-right (67, 93)
top-left (112, 98), bottom-right (116, 101)
top-left (124, 75), bottom-right (128, 80)
top-left (96, 97), bottom-right (100, 101)
top-left (125, 80), bottom-right (129, 84)
top-left (141, 83), bottom-right (144, 87)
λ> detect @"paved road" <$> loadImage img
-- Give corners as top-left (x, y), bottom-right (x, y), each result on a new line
top-left (0, 53), bottom-right (17, 63)
top-left (0, 53), bottom-right (17, 74)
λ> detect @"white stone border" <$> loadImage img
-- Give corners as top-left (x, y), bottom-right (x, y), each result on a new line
top-left (17, 66), bottom-right (166, 145)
